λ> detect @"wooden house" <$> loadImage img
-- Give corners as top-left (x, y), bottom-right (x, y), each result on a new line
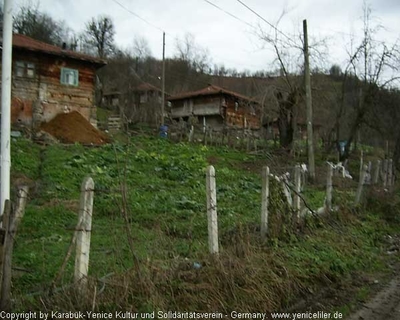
top-left (264, 116), bottom-right (322, 140)
top-left (168, 85), bottom-right (261, 132)
top-left (102, 82), bottom-right (168, 125)
top-left (134, 82), bottom-right (164, 105)
top-left (4, 34), bottom-right (106, 129)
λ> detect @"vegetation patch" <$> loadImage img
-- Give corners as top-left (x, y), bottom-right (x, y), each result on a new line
top-left (8, 136), bottom-right (400, 315)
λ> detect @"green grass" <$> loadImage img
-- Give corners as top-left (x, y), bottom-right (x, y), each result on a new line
top-left (9, 135), bottom-right (400, 312)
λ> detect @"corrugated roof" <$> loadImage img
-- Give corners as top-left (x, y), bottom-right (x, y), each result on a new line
top-left (11, 33), bottom-right (106, 66)
top-left (168, 85), bottom-right (259, 103)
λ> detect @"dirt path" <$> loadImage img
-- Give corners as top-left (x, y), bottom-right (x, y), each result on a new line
top-left (347, 276), bottom-right (400, 319)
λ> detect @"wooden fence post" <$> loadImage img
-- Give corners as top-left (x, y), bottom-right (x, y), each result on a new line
top-left (74, 177), bottom-right (94, 293)
top-left (0, 200), bottom-right (11, 311)
top-left (294, 165), bottom-right (301, 220)
top-left (355, 165), bottom-right (368, 205)
top-left (261, 166), bottom-right (270, 240)
top-left (324, 163), bottom-right (333, 213)
top-left (206, 166), bottom-right (219, 254)
top-left (373, 160), bottom-right (381, 185)
top-left (1, 186), bottom-right (29, 311)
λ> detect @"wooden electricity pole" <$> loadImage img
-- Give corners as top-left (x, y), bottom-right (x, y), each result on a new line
top-left (161, 32), bottom-right (166, 126)
top-left (303, 19), bottom-right (315, 182)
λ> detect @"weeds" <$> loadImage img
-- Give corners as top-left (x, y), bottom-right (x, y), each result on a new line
top-left (9, 136), bottom-right (400, 313)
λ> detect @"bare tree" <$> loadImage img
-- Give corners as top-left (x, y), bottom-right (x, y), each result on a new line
top-left (339, 1), bottom-right (400, 160)
top-left (132, 36), bottom-right (152, 60)
top-left (13, 3), bottom-right (72, 46)
top-left (258, 15), bottom-right (304, 149)
top-left (257, 8), bottom-right (329, 151)
top-left (83, 15), bottom-right (115, 58)
top-left (175, 33), bottom-right (211, 73)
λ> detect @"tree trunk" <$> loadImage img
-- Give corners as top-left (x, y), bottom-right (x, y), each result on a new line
top-left (341, 106), bottom-right (365, 162)
top-left (276, 90), bottom-right (298, 150)
top-left (278, 111), bottom-right (293, 149)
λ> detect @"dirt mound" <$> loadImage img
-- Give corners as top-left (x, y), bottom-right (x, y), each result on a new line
top-left (41, 111), bottom-right (110, 145)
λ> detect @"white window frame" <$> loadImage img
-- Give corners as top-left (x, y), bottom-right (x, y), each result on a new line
top-left (60, 67), bottom-right (79, 86)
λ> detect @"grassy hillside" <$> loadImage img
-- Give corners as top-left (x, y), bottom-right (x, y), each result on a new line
top-left (9, 134), bottom-right (400, 314)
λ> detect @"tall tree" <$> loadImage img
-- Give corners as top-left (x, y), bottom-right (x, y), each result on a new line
top-left (175, 33), bottom-right (211, 74)
top-left (258, 21), bottom-right (303, 149)
top-left (83, 15), bottom-right (115, 58)
top-left (338, 1), bottom-right (400, 161)
top-left (257, 7), bottom-right (328, 151)
top-left (13, 4), bottom-right (70, 45)
top-left (132, 36), bottom-right (152, 61)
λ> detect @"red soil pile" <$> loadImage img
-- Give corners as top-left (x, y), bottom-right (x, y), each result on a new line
top-left (41, 111), bottom-right (110, 145)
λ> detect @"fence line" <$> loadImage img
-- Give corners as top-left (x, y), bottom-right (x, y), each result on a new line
top-left (168, 124), bottom-right (270, 153)
top-left (7, 153), bottom-right (396, 308)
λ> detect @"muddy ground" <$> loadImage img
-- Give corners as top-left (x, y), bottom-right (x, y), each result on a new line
top-left (347, 275), bottom-right (400, 319)
top-left (285, 233), bottom-right (400, 320)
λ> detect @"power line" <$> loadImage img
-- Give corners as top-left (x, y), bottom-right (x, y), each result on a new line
top-left (202, 0), bottom-right (256, 30)
top-left (235, 0), bottom-right (294, 44)
top-left (235, 0), bottom-right (398, 49)
top-left (110, 0), bottom-right (272, 71)
top-left (110, 0), bottom-right (164, 32)
top-left (202, 0), bottom-right (299, 50)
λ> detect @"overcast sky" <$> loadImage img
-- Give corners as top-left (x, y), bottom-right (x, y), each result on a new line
top-left (16, 0), bottom-right (400, 74)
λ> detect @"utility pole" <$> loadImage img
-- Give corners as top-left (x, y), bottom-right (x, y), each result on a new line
top-left (161, 32), bottom-right (166, 126)
top-left (1, 0), bottom-right (14, 222)
top-left (303, 19), bottom-right (315, 182)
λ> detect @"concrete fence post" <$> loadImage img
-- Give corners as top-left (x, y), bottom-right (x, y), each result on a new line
top-left (355, 165), bottom-right (368, 205)
top-left (294, 165), bottom-right (301, 220)
top-left (387, 159), bottom-right (393, 189)
top-left (261, 166), bottom-right (270, 240)
top-left (359, 150), bottom-right (364, 180)
top-left (188, 125), bottom-right (194, 143)
top-left (325, 163), bottom-right (333, 213)
top-left (74, 177), bottom-right (94, 293)
top-left (373, 160), bottom-right (381, 185)
top-left (382, 159), bottom-right (388, 187)
top-left (206, 166), bottom-right (219, 254)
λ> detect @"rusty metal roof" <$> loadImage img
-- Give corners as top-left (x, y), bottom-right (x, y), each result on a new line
top-left (11, 33), bottom-right (106, 66)
top-left (168, 85), bottom-right (259, 103)
top-left (133, 82), bottom-right (171, 96)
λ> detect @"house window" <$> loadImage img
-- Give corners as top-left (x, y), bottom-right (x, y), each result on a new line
top-left (140, 93), bottom-right (147, 103)
top-left (60, 68), bottom-right (79, 86)
top-left (15, 61), bottom-right (35, 78)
